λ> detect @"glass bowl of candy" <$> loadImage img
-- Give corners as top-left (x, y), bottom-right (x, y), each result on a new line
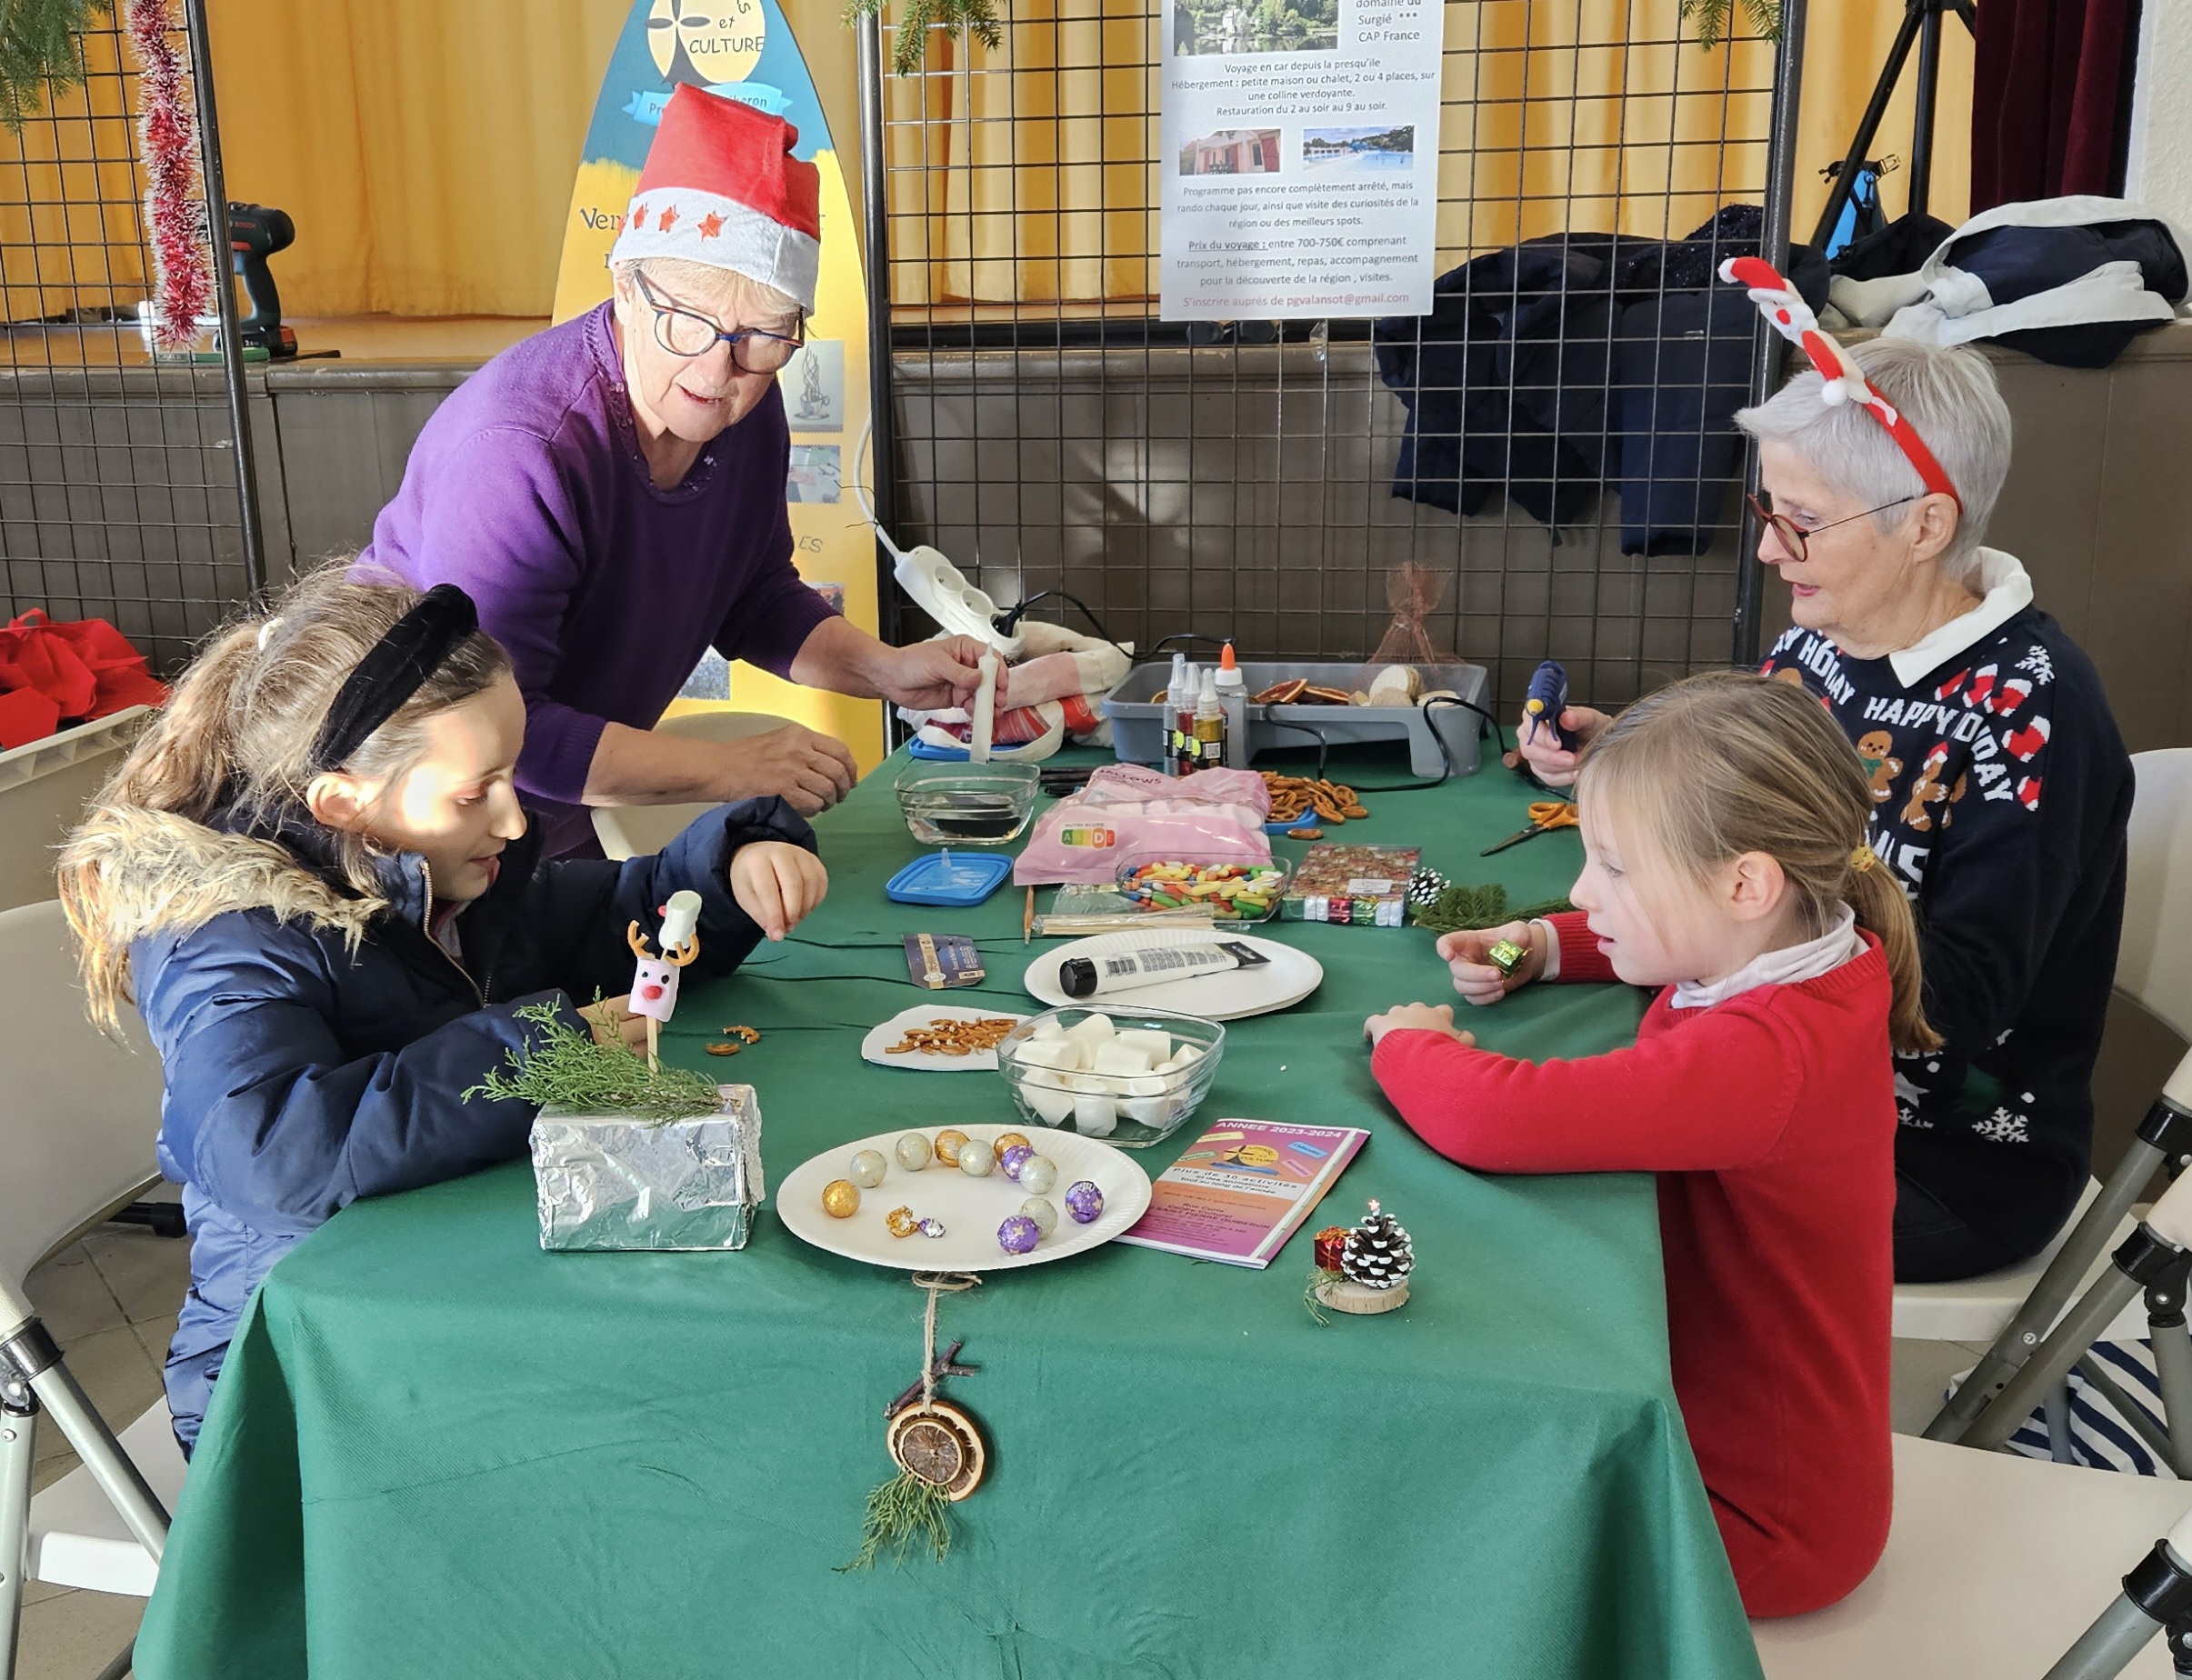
top-left (1112, 859), bottom-right (1291, 924)
top-left (895, 759), bottom-right (1041, 846)
top-left (994, 1006), bottom-right (1225, 1147)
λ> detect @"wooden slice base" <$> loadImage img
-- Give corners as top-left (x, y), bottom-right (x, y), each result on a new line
top-left (1314, 1275), bottom-right (1410, 1315)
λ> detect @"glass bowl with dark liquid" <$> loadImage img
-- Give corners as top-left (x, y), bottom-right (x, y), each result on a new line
top-left (895, 759), bottom-right (1041, 846)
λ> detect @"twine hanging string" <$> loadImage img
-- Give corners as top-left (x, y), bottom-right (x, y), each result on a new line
top-left (911, 1271), bottom-right (980, 1407)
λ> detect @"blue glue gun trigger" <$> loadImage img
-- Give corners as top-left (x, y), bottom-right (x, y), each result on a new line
top-left (1523, 660), bottom-right (1573, 752)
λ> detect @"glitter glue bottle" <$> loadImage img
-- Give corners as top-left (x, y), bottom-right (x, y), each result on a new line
top-left (1195, 668), bottom-right (1225, 770)
top-left (1174, 662), bottom-right (1201, 776)
top-left (1164, 650), bottom-right (1190, 774)
top-left (1213, 641), bottom-right (1248, 768)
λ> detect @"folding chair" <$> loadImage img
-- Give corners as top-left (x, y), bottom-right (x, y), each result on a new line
top-left (1916, 748), bottom-right (2192, 1449)
top-left (1759, 1170), bottom-right (2192, 1677)
top-left (591, 709), bottom-right (797, 859)
top-left (0, 900), bottom-right (180, 1680)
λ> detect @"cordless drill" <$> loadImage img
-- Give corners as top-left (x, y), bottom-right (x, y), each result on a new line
top-left (225, 203), bottom-right (296, 358)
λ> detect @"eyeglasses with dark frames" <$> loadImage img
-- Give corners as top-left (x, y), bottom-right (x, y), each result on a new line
top-left (633, 270), bottom-right (805, 374)
top-left (1747, 491), bottom-right (1918, 565)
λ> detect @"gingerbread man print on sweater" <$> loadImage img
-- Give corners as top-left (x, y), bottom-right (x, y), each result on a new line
top-left (1901, 742), bottom-right (1954, 831)
top-left (1856, 730), bottom-right (1902, 805)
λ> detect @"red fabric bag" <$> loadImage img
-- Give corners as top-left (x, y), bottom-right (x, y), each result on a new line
top-left (0, 611), bottom-right (167, 750)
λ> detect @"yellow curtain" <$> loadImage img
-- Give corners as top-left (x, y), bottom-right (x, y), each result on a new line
top-left (2, 0), bottom-right (1972, 322)
top-left (197, 0), bottom-right (627, 317)
top-left (886, 0), bottom-right (1975, 306)
top-left (0, 26), bottom-right (151, 328)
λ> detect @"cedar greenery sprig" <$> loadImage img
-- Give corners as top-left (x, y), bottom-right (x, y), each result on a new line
top-left (1679, 0), bottom-right (1781, 50)
top-left (463, 999), bottom-right (724, 1124)
top-left (842, 0), bottom-right (1001, 78)
top-left (838, 1470), bottom-right (956, 1571)
top-left (1408, 882), bottom-right (1574, 936)
top-left (1, 0), bottom-right (110, 132)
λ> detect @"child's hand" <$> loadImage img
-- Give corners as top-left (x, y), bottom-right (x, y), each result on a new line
top-left (730, 842), bottom-right (829, 941)
top-left (582, 994), bottom-right (650, 1052)
top-left (1437, 920), bottom-right (1546, 1005)
top-left (1364, 1003), bottom-right (1476, 1050)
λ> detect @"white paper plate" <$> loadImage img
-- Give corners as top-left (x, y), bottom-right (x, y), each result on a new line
top-left (859, 1005), bottom-right (1029, 1072)
top-left (1021, 929), bottom-right (1323, 1021)
top-left (777, 1122), bottom-right (1152, 1273)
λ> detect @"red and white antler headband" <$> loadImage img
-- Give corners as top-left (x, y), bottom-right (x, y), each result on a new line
top-left (1720, 255), bottom-right (1961, 511)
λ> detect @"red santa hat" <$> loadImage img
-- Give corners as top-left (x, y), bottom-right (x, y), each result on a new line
top-left (610, 85), bottom-right (821, 314)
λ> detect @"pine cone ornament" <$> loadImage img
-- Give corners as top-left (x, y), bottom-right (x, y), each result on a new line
top-left (1339, 1199), bottom-right (1414, 1291)
top-left (1406, 867), bottom-right (1447, 910)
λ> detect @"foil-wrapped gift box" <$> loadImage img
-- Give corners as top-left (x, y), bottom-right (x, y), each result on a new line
top-left (529, 1083), bottom-right (764, 1252)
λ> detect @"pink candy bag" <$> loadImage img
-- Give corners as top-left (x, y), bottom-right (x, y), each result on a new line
top-left (1014, 764), bottom-right (1273, 885)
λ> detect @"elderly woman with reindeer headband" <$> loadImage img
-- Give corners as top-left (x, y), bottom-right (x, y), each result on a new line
top-left (1512, 259), bottom-right (2133, 1285)
top-left (362, 86), bottom-right (998, 856)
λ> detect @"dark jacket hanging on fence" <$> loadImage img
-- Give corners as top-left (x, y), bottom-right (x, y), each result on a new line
top-left (1372, 208), bottom-right (1828, 555)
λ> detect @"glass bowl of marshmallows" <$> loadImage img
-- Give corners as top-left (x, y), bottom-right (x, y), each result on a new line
top-left (995, 1006), bottom-right (1224, 1148)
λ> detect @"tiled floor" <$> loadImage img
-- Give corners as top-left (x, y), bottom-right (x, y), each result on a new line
top-left (14, 1219), bottom-right (191, 1680)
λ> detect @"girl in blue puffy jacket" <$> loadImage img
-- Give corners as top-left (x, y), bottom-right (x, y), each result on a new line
top-left (58, 565), bottom-right (828, 1453)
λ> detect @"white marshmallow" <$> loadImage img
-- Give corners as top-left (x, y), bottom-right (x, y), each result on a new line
top-left (1092, 1042), bottom-right (1156, 1077)
top-left (1072, 1092), bottom-right (1119, 1136)
top-left (1117, 1029), bottom-right (1173, 1064)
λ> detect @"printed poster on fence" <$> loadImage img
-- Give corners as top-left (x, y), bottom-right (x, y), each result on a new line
top-left (1159, 0), bottom-right (1444, 319)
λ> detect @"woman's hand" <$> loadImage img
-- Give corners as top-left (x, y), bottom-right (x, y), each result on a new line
top-left (1437, 920), bottom-right (1546, 1005)
top-left (581, 993), bottom-right (651, 1052)
top-left (881, 635), bottom-right (1008, 713)
top-left (730, 841), bottom-right (829, 941)
top-left (1503, 704), bottom-right (1611, 788)
top-left (1364, 1002), bottom-right (1476, 1050)
top-left (719, 724), bottom-right (857, 815)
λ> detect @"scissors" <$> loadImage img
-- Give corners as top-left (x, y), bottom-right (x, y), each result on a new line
top-left (1481, 800), bottom-right (1579, 855)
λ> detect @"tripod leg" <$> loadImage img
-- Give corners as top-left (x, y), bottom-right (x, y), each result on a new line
top-left (1910, 0), bottom-right (1943, 216)
top-left (1810, 0), bottom-right (1928, 248)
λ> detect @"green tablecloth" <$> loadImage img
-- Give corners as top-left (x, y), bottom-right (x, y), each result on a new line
top-left (135, 750), bottom-right (1762, 1680)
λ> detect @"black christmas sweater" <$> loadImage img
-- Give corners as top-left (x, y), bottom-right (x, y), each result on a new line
top-left (1762, 551), bottom-right (2132, 1261)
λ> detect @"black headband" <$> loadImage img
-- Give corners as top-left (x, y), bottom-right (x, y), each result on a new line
top-left (308, 585), bottom-right (480, 773)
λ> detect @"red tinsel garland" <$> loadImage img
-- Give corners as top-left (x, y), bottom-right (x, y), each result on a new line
top-left (124, 0), bottom-right (210, 350)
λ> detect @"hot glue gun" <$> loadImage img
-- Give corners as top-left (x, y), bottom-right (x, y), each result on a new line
top-left (1522, 660), bottom-right (1573, 751)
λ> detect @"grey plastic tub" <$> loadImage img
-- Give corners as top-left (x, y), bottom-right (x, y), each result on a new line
top-left (1102, 662), bottom-right (1490, 779)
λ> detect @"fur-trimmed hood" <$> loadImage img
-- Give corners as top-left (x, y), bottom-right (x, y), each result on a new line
top-left (63, 803), bottom-right (386, 951)
top-left (60, 804), bottom-right (393, 1028)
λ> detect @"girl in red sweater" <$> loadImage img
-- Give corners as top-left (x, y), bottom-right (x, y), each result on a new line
top-left (1366, 670), bottom-right (1935, 1618)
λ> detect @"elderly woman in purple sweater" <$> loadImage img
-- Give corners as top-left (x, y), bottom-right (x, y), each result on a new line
top-left (365, 86), bottom-right (988, 855)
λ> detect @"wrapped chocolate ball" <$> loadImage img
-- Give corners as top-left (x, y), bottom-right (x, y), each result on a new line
top-left (996, 1214), bottom-right (1042, 1255)
top-left (822, 1179), bottom-right (860, 1219)
top-left (1018, 1155), bottom-right (1058, 1196)
top-left (1065, 1180), bottom-right (1105, 1224)
top-left (895, 1132), bottom-right (934, 1172)
top-left (998, 1143), bottom-right (1035, 1182)
top-left (847, 1149), bottom-right (888, 1189)
top-left (958, 1138), bottom-right (996, 1177)
top-left (1020, 1196), bottom-right (1058, 1236)
top-left (933, 1128), bottom-right (969, 1168)
top-left (995, 1132), bottom-right (1032, 1156)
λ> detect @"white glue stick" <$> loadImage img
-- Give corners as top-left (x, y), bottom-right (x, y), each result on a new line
top-left (1058, 940), bottom-right (1270, 1000)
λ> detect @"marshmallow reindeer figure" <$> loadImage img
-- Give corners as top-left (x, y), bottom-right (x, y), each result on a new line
top-left (626, 889), bottom-right (704, 1068)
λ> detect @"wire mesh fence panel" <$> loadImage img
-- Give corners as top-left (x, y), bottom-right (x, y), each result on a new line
top-left (872, 0), bottom-right (1795, 720)
top-left (0, 8), bottom-right (257, 675)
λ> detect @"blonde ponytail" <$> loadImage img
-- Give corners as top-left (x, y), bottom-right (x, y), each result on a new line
top-left (1847, 849), bottom-right (1941, 1053)
top-left (1577, 670), bottom-right (1938, 1054)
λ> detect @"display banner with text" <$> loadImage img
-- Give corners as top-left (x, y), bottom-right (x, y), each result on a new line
top-left (1159, 0), bottom-right (1445, 319)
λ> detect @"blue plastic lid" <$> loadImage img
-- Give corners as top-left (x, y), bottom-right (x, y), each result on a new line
top-left (885, 848), bottom-right (1016, 907)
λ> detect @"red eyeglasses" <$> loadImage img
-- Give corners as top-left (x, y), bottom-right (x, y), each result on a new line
top-left (1747, 491), bottom-right (1917, 564)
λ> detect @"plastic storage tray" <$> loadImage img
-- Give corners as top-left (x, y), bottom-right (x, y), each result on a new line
top-left (1102, 662), bottom-right (1489, 779)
